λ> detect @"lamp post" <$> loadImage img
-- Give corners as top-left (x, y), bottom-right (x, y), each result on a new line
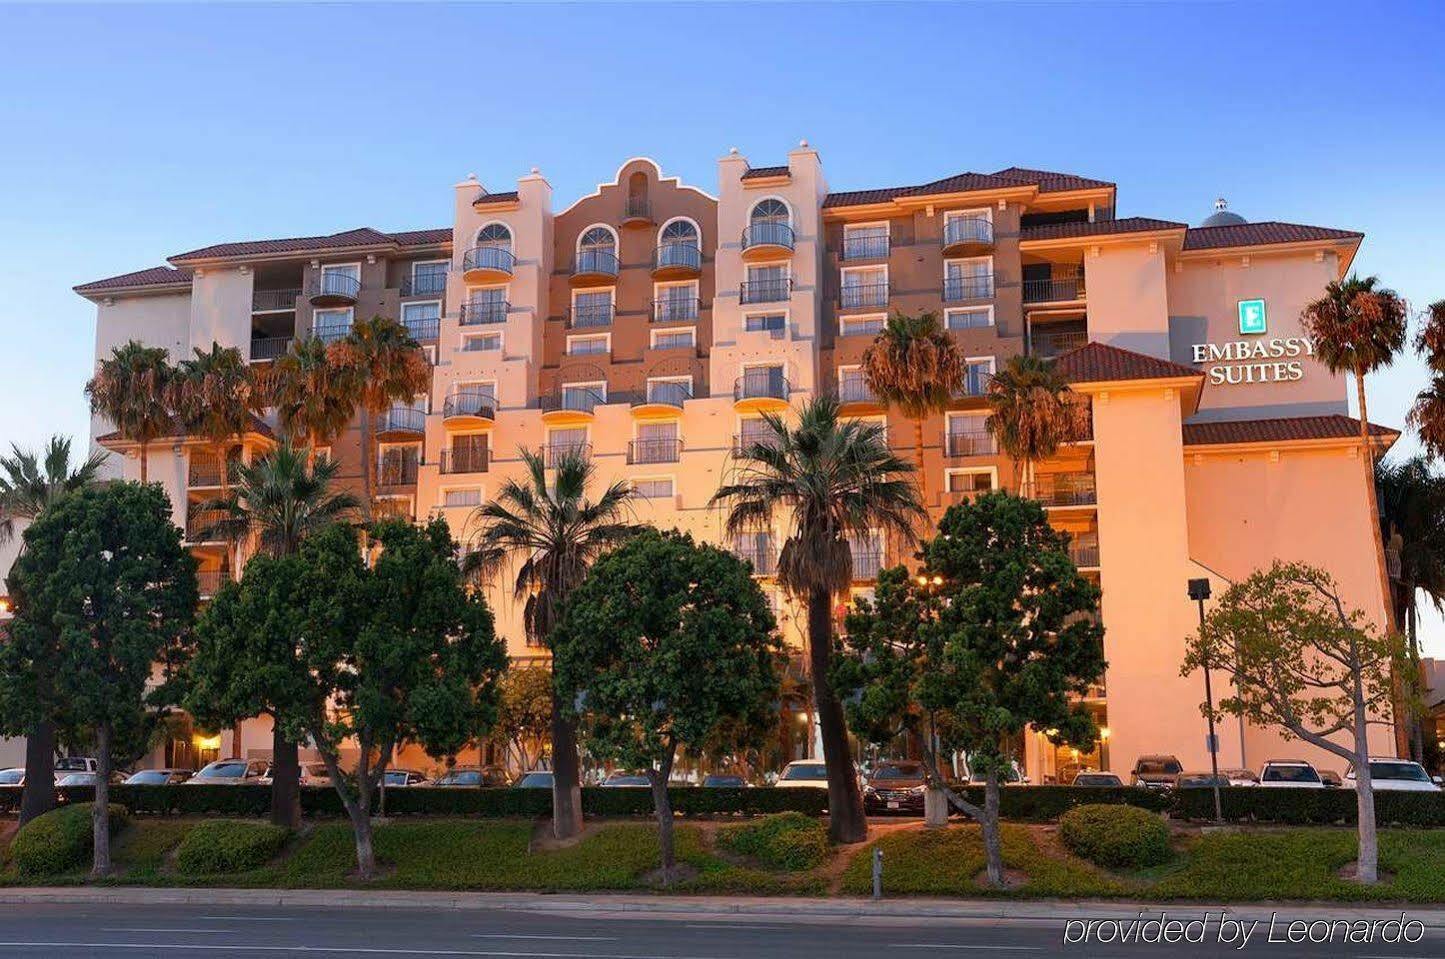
top-left (1188, 577), bottom-right (1223, 823)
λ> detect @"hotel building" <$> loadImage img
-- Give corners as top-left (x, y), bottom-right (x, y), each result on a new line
top-left (66, 145), bottom-right (1399, 780)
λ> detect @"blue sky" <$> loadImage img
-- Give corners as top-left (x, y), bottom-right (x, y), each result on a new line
top-left (1, 1), bottom-right (1443, 644)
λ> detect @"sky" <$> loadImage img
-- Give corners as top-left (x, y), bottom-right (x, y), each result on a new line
top-left (1, 0), bottom-right (1442, 643)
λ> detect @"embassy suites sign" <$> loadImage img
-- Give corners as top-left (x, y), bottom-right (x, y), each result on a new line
top-left (1189, 298), bottom-right (1316, 386)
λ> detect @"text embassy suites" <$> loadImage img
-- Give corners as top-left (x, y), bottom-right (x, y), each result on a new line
top-left (71, 147), bottom-right (1400, 780)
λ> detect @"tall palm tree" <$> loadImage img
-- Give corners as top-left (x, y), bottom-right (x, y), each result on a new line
top-left (463, 447), bottom-right (640, 840)
top-left (0, 436), bottom-right (107, 828)
top-left (860, 311), bottom-right (965, 504)
top-left (169, 343), bottom-right (262, 502)
top-left (84, 341), bottom-right (175, 484)
top-left (328, 316), bottom-right (430, 520)
top-left (268, 336), bottom-right (361, 463)
top-left (984, 354), bottom-right (1088, 495)
top-left (197, 442), bottom-right (358, 829)
top-left (711, 396), bottom-right (924, 844)
top-left (1408, 300), bottom-right (1445, 459)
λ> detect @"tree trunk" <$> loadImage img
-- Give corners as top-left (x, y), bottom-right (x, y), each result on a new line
top-left (270, 724), bottom-right (302, 830)
top-left (1408, 604), bottom-right (1425, 762)
top-left (360, 407), bottom-right (375, 523)
top-left (1353, 691), bottom-right (1379, 884)
top-left (981, 770), bottom-right (1005, 888)
top-left (18, 719), bottom-right (56, 827)
top-left (91, 723), bottom-right (112, 879)
top-left (913, 417), bottom-right (927, 507)
top-left (647, 753), bottom-right (677, 886)
top-left (138, 441), bottom-right (148, 485)
top-left (349, 785), bottom-right (377, 881)
top-left (549, 686), bottom-right (583, 840)
top-left (808, 585), bottom-right (867, 844)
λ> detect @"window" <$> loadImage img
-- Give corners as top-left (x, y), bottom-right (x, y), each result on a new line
top-left (841, 314), bottom-right (886, 337)
top-left (461, 331), bottom-right (502, 353)
top-left (842, 223), bottom-right (889, 261)
top-left (476, 222), bottom-right (512, 251)
top-left (408, 260), bottom-right (448, 296)
top-left (837, 366), bottom-right (873, 404)
top-left (442, 488), bottom-right (482, 509)
top-left (579, 225), bottom-right (616, 254)
top-left (577, 225), bottom-right (617, 274)
top-left (567, 334), bottom-right (609, 356)
top-left (546, 427), bottom-right (589, 466)
top-left (633, 477), bottom-right (675, 500)
top-left (733, 530), bottom-right (774, 574)
top-left (945, 307), bottom-right (993, 330)
top-left (841, 266), bottom-right (888, 310)
top-left (651, 328), bottom-right (695, 351)
top-left (646, 378), bottom-right (691, 406)
top-left (653, 282), bottom-right (698, 322)
top-left (750, 198), bottom-right (789, 225)
top-left (445, 433), bottom-right (489, 475)
top-left (945, 469), bottom-right (995, 495)
top-left (744, 313), bottom-right (786, 333)
top-left (378, 444), bottom-right (420, 487)
top-left (571, 289), bottom-right (613, 328)
top-left (943, 209), bottom-right (993, 247)
top-left (738, 365), bottom-right (786, 400)
top-left (321, 262), bottom-right (360, 284)
top-left (946, 413), bottom-right (994, 456)
top-left (742, 264), bottom-right (789, 304)
top-left (401, 300), bottom-right (440, 341)
top-left (313, 307), bottom-right (353, 342)
top-left (657, 219), bottom-right (701, 270)
top-left (847, 531), bottom-right (883, 580)
top-left (961, 357), bottom-right (995, 396)
top-left (561, 382), bottom-right (605, 411)
top-left (945, 257), bottom-right (994, 301)
top-left (746, 198), bottom-right (792, 252)
top-left (738, 417), bottom-right (773, 447)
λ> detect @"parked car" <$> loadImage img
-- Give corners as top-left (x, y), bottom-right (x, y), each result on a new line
top-left (298, 761), bottom-right (334, 786)
top-left (426, 765), bottom-right (509, 788)
top-left (1130, 755), bottom-right (1182, 791)
top-left (124, 768), bottom-right (193, 785)
top-left (1319, 769), bottom-right (1343, 788)
top-left (701, 774), bottom-right (748, 788)
top-left (55, 771), bottom-right (125, 787)
top-left (189, 758), bottom-right (271, 784)
top-left (1222, 768), bottom-right (1259, 786)
top-left (1259, 760), bottom-right (1324, 788)
top-left (774, 761), bottom-right (830, 789)
top-left (54, 757), bottom-right (99, 775)
top-left (1345, 759), bottom-right (1441, 793)
top-left (967, 765), bottom-right (1027, 785)
top-left (382, 769), bottom-right (427, 788)
top-left (601, 772), bottom-right (651, 788)
top-left (1071, 771), bottom-right (1124, 787)
top-left (513, 770), bottom-right (553, 789)
top-left (0, 768), bottom-right (24, 787)
top-left (1175, 771), bottom-right (1230, 789)
top-left (863, 760), bottom-right (928, 814)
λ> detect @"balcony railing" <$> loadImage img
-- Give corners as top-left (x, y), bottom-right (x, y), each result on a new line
top-left (742, 221), bottom-right (795, 252)
top-left (197, 569), bottom-right (232, 599)
top-left (943, 274), bottom-right (995, 302)
top-left (188, 455), bottom-right (240, 488)
top-left (568, 302), bottom-right (614, 329)
top-left (958, 368), bottom-right (992, 397)
top-left (1032, 329), bottom-right (1087, 359)
top-left (401, 272), bottom-right (448, 297)
top-left (628, 438), bottom-right (682, 465)
top-left (462, 246), bottom-right (515, 277)
top-left (624, 196), bottom-right (651, 222)
top-left (734, 372), bottom-right (789, 403)
top-left (850, 549), bottom-right (883, 581)
top-left (739, 278), bottom-right (792, 304)
top-left (252, 288), bottom-right (300, 313)
top-left (840, 282), bottom-right (889, 310)
top-left (944, 430), bottom-right (996, 457)
top-left (733, 543), bottom-right (777, 576)
top-left (403, 317), bottom-right (440, 341)
top-left (185, 508), bottom-right (227, 544)
top-left (840, 234), bottom-right (889, 261)
top-left (732, 434), bottom-right (781, 456)
top-left (1022, 271), bottom-right (1085, 304)
top-left (376, 408), bottom-right (426, 438)
top-left (541, 443), bottom-right (592, 468)
top-left (943, 216), bottom-right (993, 248)
top-left (1069, 535), bottom-right (1101, 569)
top-left (541, 388), bottom-right (606, 415)
top-left (313, 322), bottom-right (352, 344)
top-left (377, 456), bottom-right (420, 488)
top-left (308, 272), bottom-right (361, 301)
top-left (573, 249), bottom-right (620, 278)
top-left (642, 381), bottom-right (692, 408)
top-left (1033, 473), bottom-right (1098, 508)
top-left (653, 242), bottom-right (701, 273)
top-left (439, 448), bottom-right (490, 474)
top-left (443, 390), bottom-right (496, 420)
top-left (651, 296), bottom-right (700, 323)
top-left (459, 299), bottom-right (509, 326)
top-left (248, 336), bottom-right (293, 362)
top-left (838, 379), bottom-right (879, 405)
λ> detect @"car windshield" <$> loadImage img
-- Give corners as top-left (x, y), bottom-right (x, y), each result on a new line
top-left (1263, 764), bottom-right (1319, 783)
top-left (782, 764), bottom-right (829, 781)
top-left (871, 764), bottom-right (924, 780)
top-left (55, 758), bottom-right (90, 771)
top-left (1075, 775), bottom-right (1119, 786)
top-left (1367, 761), bottom-right (1431, 782)
top-left (606, 775), bottom-right (649, 786)
top-left (1136, 759), bottom-right (1182, 774)
top-left (0, 770), bottom-right (23, 784)
top-left (197, 761), bottom-right (250, 779)
top-left (58, 774), bottom-right (93, 785)
top-left (384, 772), bottom-right (412, 786)
top-left (704, 776), bottom-right (744, 787)
top-left (516, 773), bottom-right (552, 787)
top-left (437, 772), bottom-right (480, 785)
top-left (127, 771), bottom-right (168, 784)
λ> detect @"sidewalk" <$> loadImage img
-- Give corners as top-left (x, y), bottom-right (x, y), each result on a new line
top-left (2, 886), bottom-right (1443, 927)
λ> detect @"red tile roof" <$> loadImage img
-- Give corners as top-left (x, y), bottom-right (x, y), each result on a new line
top-left (1054, 341), bottom-right (1202, 384)
top-left (741, 165), bottom-right (789, 180)
top-left (1182, 221), bottom-right (1363, 251)
top-left (1020, 216), bottom-right (1187, 242)
top-left (169, 226), bottom-right (451, 263)
top-left (96, 413), bottom-right (275, 446)
top-left (73, 266), bottom-right (193, 294)
top-left (991, 167), bottom-right (1115, 194)
top-left (471, 191), bottom-right (520, 206)
top-left (1182, 415), bottom-right (1397, 446)
top-left (823, 166), bottom-right (1112, 209)
top-left (390, 227), bottom-right (453, 245)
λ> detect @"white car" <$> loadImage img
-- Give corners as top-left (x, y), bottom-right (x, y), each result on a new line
top-left (188, 758), bottom-right (271, 785)
top-left (1345, 759), bottom-right (1441, 793)
top-left (298, 761), bottom-right (334, 786)
top-left (1258, 760), bottom-right (1324, 788)
top-left (54, 757), bottom-right (99, 775)
top-left (774, 761), bottom-right (830, 789)
top-left (0, 768), bottom-right (24, 787)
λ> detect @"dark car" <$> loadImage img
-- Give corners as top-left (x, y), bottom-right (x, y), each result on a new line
top-left (1175, 771), bottom-right (1230, 789)
top-left (383, 769), bottom-right (427, 788)
top-left (124, 768), bottom-right (193, 785)
top-left (1131, 755), bottom-right (1183, 791)
top-left (513, 770), bottom-right (553, 789)
top-left (1071, 771), bottom-right (1124, 787)
top-left (427, 765), bottom-right (509, 788)
top-left (601, 772), bottom-right (651, 788)
top-left (864, 760), bottom-right (928, 814)
top-left (702, 774), bottom-right (748, 788)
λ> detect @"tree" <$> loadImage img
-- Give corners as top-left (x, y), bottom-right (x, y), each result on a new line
top-left (327, 316), bottom-right (430, 520)
top-left (712, 395), bottom-right (924, 844)
top-left (6, 483), bottom-right (195, 876)
top-left (190, 520), bottom-right (504, 878)
top-left (1183, 562), bottom-right (1402, 884)
top-left (834, 492), bottom-right (1105, 887)
top-left (985, 354), bottom-right (1088, 495)
top-left (188, 442), bottom-right (358, 829)
top-left (0, 436), bottom-right (108, 826)
top-left (84, 340), bottom-right (175, 484)
top-left (463, 447), bottom-right (639, 840)
top-left (496, 666), bottom-right (553, 775)
top-left (169, 342), bottom-right (263, 504)
top-left (1408, 299), bottom-right (1445, 459)
top-left (860, 311), bottom-right (964, 504)
top-left (268, 336), bottom-right (361, 462)
top-left (553, 529), bottom-right (781, 884)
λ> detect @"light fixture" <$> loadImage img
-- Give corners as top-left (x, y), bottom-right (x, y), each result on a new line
top-left (1098, 726), bottom-right (1111, 741)
top-left (195, 733), bottom-right (222, 751)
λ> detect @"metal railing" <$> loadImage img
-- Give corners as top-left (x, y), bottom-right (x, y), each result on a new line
top-left (944, 216), bottom-right (993, 248)
top-left (628, 438), bottom-right (682, 465)
top-left (742, 221), bottom-right (795, 252)
top-left (308, 272), bottom-right (361, 300)
top-left (850, 549), bottom-right (883, 581)
top-left (654, 242), bottom-right (701, 273)
top-left (312, 322), bottom-right (352, 344)
top-left (401, 272), bottom-right (448, 296)
top-left (443, 391), bottom-right (496, 420)
top-left (733, 434), bottom-right (781, 456)
top-left (944, 431), bottom-right (996, 457)
top-left (1033, 473), bottom-right (1098, 507)
top-left (403, 317), bottom-right (440, 341)
top-left (252, 288), bottom-right (301, 312)
top-left (197, 569), bottom-right (232, 598)
top-left (541, 387), bottom-right (606, 415)
top-left (573, 249), bottom-right (619, 278)
top-left (1069, 535), bottom-right (1100, 569)
top-left (185, 508), bottom-right (227, 543)
top-left (440, 447), bottom-right (490, 474)
top-left (459, 298), bottom-right (509, 326)
top-left (739, 278), bottom-right (792, 304)
top-left (643, 381), bottom-right (692, 408)
top-left (840, 234), bottom-right (889, 261)
top-left (188, 456), bottom-right (240, 488)
top-left (248, 336), bottom-right (293, 362)
top-left (374, 497), bottom-right (414, 522)
top-left (541, 442), bottom-right (592, 468)
top-left (1022, 271), bottom-right (1085, 304)
top-left (462, 246), bottom-right (515, 276)
top-left (840, 282), bottom-right (889, 310)
top-left (1032, 329), bottom-right (1087, 359)
top-left (567, 302), bottom-right (614, 328)
top-left (376, 408), bottom-right (426, 437)
top-left (838, 379), bottom-right (879, 405)
top-left (943, 274), bottom-right (995, 302)
top-left (733, 543), bottom-right (777, 576)
top-left (624, 196), bottom-right (651, 221)
top-left (958, 367), bottom-right (992, 397)
top-left (734, 372), bottom-right (789, 403)
top-left (651, 296), bottom-right (700, 323)
top-left (378, 456), bottom-right (420, 488)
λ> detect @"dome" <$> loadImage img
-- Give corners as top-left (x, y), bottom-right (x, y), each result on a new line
top-left (1200, 197), bottom-right (1246, 228)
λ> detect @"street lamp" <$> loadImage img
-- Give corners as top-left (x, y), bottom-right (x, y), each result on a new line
top-left (1188, 577), bottom-right (1223, 823)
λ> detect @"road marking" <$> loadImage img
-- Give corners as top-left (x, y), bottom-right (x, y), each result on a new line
top-left (683, 923), bottom-right (783, 930)
top-left (899, 947), bottom-right (1041, 952)
top-left (0, 942), bottom-right (711, 958)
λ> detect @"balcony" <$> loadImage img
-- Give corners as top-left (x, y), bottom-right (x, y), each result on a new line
top-left (313, 322), bottom-right (352, 344)
top-left (377, 457), bottom-right (420, 489)
top-left (739, 278), bottom-right (792, 305)
top-left (734, 372), bottom-right (790, 412)
top-left (374, 497), bottom-right (414, 522)
top-left (567, 302), bottom-right (614, 329)
top-left (741, 222), bottom-right (795, 261)
top-left (1032, 329), bottom-right (1087, 359)
top-left (248, 336), bottom-right (293, 363)
top-left (733, 543), bottom-right (777, 577)
top-left (628, 438), bottom-right (682, 465)
top-left (459, 298), bottom-right (509, 326)
top-left (403, 317), bottom-right (440, 342)
top-left (542, 442), bottom-right (592, 468)
top-left (307, 272), bottom-right (361, 307)
top-left (252, 288), bottom-right (300, 313)
top-left (943, 274), bottom-right (995, 303)
top-left (850, 549), bottom-right (883, 581)
top-left (840, 234), bottom-right (889, 262)
top-left (839, 282), bottom-right (889, 312)
top-left (375, 407), bottom-right (426, 442)
top-left (941, 216), bottom-right (994, 256)
top-left (462, 246), bottom-right (515, 284)
top-left (651, 296), bottom-right (700, 324)
top-left (732, 434), bottom-right (780, 457)
top-left (652, 242), bottom-right (702, 280)
top-left (838, 379), bottom-right (883, 414)
top-left (401, 272), bottom-right (448, 297)
top-left (621, 196), bottom-right (652, 228)
top-left (185, 507), bottom-right (227, 546)
top-left (571, 249), bottom-right (620, 287)
top-left (957, 368), bottom-right (992, 399)
top-left (1022, 271), bottom-right (1085, 304)
top-left (943, 430), bottom-right (997, 458)
top-left (439, 447), bottom-right (490, 475)
top-left (188, 455), bottom-right (240, 489)
top-left (632, 381), bottom-right (691, 418)
top-left (540, 387), bottom-right (606, 424)
top-left (1033, 472), bottom-right (1098, 508)
top-left (197, 569), bottom-right (232, 599)
top-left (442, 390), bottom-right (497, 428)
top-left (1069, 533), bottom-right (1101, 570)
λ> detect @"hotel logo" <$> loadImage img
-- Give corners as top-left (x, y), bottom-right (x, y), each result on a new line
top-left (1238, 298), bottom-right (1267, 335)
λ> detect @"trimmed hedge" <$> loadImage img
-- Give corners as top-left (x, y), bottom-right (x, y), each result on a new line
top-left (948, 784), bottom-right (1171, 821)
top-left (716, 811), bottom-right (830, 870)
top-left (11, 803), bottom-right (128, 876)
top-left (1173, 786), bottom-right (1445, 827)
top-left (175, 820), bottom-right (289, 874)
top-left (1058, 803), bottom-right (1172, 868)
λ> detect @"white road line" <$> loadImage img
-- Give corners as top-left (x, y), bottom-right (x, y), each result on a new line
top-left (0, 942), bottom-right (710, 958)
top-left (899, 946), bottom-right (1042, 952)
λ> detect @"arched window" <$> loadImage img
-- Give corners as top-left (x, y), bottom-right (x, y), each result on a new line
top-left (579, 225), bottom-right (616, 255)
top-left (659, 219), bottom-right (699, 246)
top-left (475, 222), bottom-right (512, 250)
top-left (750, 198), bottom-right (790, 225)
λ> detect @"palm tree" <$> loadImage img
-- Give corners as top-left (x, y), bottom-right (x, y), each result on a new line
top-left (197, 442), bottom-right (358, 829)
top-left (84, 341), bottom-right (175, 484)
top-left (1408, 300), bottom-right (1445, 459)
top-left (328, 316), bottom-right (430, 520)
top-left (0, 436), bottom-right (107, 828)
top-left (711, 396), bottom-right (924, 844)
top-left (860, 311), bottom-right (965, 504)
top-left (984, 354), bottom-right (1088, 495)
top-left (268, 336), bottom-right (361, 463)
top-left (169, 343), bottom-right (262, 502)
top-left (462, 447), bottom-right (640, 840)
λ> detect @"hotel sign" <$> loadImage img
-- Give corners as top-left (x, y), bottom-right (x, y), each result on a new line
top-left (1238, 298), bottom-right (1267, 335)
top-left (1190, 298), bottom-right (1315, 386)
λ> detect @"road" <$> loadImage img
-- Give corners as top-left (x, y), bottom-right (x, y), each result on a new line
top-left (0, 901), bottom-right (1436, 958)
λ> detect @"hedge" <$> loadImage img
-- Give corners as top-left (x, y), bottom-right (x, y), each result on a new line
top-left (947, 784), bottom-right (1171, 821)
top-left (1172, 786), bottom-right (1445, 827)
top-left (1059, 803), bottom-right (1172, 868)
top-left (716, 811), bottom-right (830, 870)
top-left (11, 803), bottom-right (128, 876)
top-left (175, 820), bottom-right (289, 874)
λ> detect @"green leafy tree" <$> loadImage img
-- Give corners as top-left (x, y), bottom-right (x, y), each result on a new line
top-left (553, 530), bottom-right (781, 883)
top-left (5, 483), bottom-right (195, 876)
top-left (495, 665), bottom-right (553, 775)
top-left (1183, 561), bottom-right (1402, 884)
top-left (84, 340), bottom-right (175, 484)
top-left (833, 492), bottom-right (1105, 887)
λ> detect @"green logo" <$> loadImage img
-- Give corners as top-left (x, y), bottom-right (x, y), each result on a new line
top-left (1238, 299), bottom-right (1267, 335)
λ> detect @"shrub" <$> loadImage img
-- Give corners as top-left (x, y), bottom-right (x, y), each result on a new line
top-left (716, 811), bottom-right (829, 870)
top-left (11, 803), bottom-right (128, 876)
top-left (949, 784), bottom-right (1170, 821)
top-left (1171, 786), bottom-right (1445, 827)
top-left (175, 820), bottom-right (289, 874)
top-left (1058, 803), bottom-right (1171, 869)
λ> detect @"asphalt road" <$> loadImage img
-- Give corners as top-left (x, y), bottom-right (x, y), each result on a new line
top-left (0, 902), bottom-right (1437, 958)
